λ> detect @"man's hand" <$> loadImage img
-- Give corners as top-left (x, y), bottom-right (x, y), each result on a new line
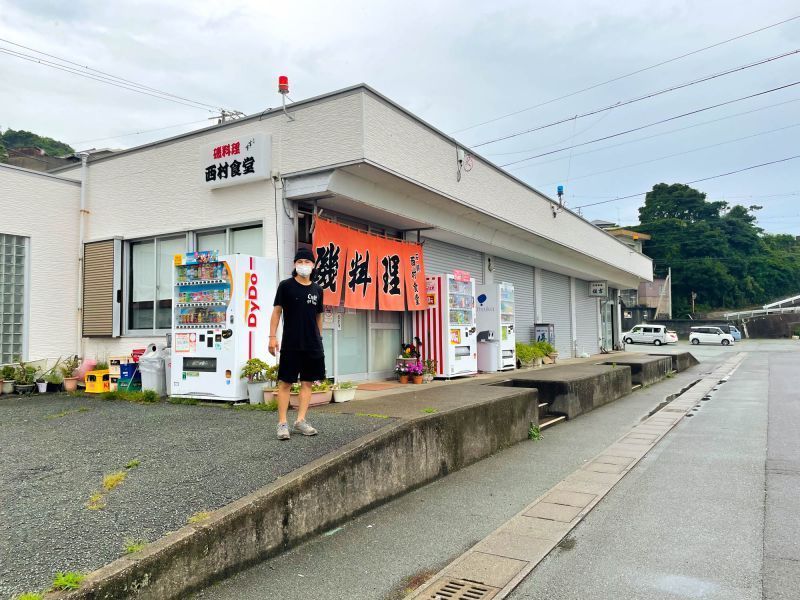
top-left (268, 337), bottom-right (280, 356)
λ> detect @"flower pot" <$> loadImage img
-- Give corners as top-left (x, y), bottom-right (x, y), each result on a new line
top-left (247, 381), bottom-right (265, 405)
top-left (15, 384), bottom-right (35, 395)
top-left (398, 374), bottom-right (409, 384)
top-left (412, 375), bottom-right (424, 384)
top-left (2, 380), bottom-right (15, 394)
top-left (548, 352), bottom-right (559, 364)
top-left (423, 374), bottom-right (434, 383)
top-left (332, 388), bottom-right (356, 403)
top-left (36, 381), bottom-right (48, 393)
top-left (288, 390), bottom-right (332, 408)
top-left (63, 377), bottom-right (79, 392)
top-left (534, 357), bottom-right (543, 367)
top-left (47, 382), bottom-right (62, 393)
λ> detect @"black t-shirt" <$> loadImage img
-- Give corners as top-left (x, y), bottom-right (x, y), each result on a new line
top-left (273, 277), bottom-right (324, 352)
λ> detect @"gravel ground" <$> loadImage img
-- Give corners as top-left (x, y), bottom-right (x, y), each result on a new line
top-left (0, 393), bottom-right (393, 598)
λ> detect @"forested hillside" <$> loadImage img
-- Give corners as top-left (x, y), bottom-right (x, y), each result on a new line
top-left (633, 183), bottom-right (800, 316)
top-left (0, 128), bottom-right (74, 162)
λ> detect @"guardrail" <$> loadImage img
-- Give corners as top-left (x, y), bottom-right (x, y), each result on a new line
top-left (723, 306), bottom-right (800, 319)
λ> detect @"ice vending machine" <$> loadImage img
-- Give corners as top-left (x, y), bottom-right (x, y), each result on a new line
top-left (414, 273), bottom-right (477, 378)
top-left (170, 252), bottom-right (277, 401)
top-left (476, 282), bottom-right (516, 370)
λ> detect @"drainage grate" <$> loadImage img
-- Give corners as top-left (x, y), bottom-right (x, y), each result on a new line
top-left (426, 578), bottom-right (499, 599)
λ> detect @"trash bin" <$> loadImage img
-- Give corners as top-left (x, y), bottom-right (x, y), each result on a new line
top-left (139, 346), bottom-right (166, 396)
top-left (477, 339), bottom-right (500, 373)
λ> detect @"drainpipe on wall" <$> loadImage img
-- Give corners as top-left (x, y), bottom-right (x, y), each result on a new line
top-left (76, 152), bottom-right (89, 357)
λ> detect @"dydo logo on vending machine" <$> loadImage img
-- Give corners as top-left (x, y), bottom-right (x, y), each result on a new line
top-left (244, 268), bottom-right (261, 329)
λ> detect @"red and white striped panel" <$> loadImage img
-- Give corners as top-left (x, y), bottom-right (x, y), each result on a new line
top-left (413, 276), bottom-right (444, 377)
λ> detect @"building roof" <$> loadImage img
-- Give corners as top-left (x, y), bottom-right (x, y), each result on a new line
top-left (606, 227), bottom-right (651, 241)
top-left (0, 161), bottom-right (81, 184)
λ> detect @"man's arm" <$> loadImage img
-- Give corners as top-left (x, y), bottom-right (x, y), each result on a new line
top-left (269, 306), bottom-right (282, 356)
top-left (316, 312), bottom-right (323, 335)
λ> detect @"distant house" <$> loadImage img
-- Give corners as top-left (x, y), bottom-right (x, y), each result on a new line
top-left (4, 146), bottom-right (118, 173)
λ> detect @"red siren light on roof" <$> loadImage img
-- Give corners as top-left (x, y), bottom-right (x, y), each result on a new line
top-left (278, 75), bottom-right (289, 94)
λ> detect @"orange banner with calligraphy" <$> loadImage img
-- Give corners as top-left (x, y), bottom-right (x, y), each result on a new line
top-left (312, 218), bottom-right (427, 311)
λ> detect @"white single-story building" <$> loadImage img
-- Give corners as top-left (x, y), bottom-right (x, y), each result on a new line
top-left (0, 84), bottom-right (651, 380)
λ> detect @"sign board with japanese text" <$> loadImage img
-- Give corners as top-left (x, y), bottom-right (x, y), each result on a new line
top-left (453, 269), bottom-right (471, 283)
top-left (589, 281), bottom-right (608, 297)
top-left (425, 278), bottom-right (438, 309)
top-left (311, 218), bottom-right (426, 311)
top-left (202, 133), bottom-right (271, 189)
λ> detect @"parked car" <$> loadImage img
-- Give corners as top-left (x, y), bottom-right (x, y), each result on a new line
top-left (711, 323), bottom-right (742, 341)
top-left (622, 324), bottom-right (675, 346)
top-left (689, 326), bottom-right (735, 346)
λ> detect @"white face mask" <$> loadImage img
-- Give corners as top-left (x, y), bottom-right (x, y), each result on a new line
top-left (296, 264), bottom-right (313, 278)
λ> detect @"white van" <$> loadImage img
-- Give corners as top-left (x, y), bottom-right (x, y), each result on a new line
top-left (622, 324), bottom-right (676, 346)
top-left (689, 326), bottom-right (735, 346)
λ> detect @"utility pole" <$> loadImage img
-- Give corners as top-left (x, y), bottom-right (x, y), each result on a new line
top-left (691, 291), bottom-right (697, 314)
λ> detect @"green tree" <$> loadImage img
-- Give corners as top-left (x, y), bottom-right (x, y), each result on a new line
top-left (0, 128), bottom-right (74, 157)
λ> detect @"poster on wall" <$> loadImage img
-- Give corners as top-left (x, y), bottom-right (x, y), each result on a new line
top-left (425, 278), bottom-right (438, 309)
top-left (311, 218), bottom-right (427, 311)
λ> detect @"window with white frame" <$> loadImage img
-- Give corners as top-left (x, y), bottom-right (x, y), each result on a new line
top-left (0, 234), bottom-right (27, 363)
top-left (126, 224), bottom-right (262, 333)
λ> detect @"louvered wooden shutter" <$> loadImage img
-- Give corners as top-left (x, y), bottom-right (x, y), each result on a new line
top-left (82, 240), bottom-right (120, 337)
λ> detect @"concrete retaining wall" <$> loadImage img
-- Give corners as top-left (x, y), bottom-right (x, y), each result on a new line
top-left (50, 388), bottom-right (537, 600)
top-left (600, 356), bottom-right (672, 386)
top-left (651, 352), bottom-right (699, 373)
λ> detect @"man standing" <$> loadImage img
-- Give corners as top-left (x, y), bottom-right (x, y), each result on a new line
top-left (269, 248), bottom-right (325, 440)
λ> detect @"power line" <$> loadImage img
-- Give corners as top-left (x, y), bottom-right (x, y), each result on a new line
top-left (538, 121), bottom-right (800, 185)
top-left (0, 37), bottom-right (230, 113)
top-left (574, 154), bottom-right (800, 209)
top-left (473, 49), bottom-right (800, 148)
top-left (451, 14), bottom-right (800, 135)
top-left (71, 118), bottom-right (212, 146)
top-left (500, 80), bottom-right (800, 168)
top-left (485, 96), bottom-right (800, 158)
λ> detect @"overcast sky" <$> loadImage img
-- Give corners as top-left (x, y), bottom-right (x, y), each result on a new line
top-left (2, 0), bottom-right (799, 233)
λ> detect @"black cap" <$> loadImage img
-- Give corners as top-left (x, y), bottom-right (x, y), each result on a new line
top-left (294, 247), bottom-right (315, 263)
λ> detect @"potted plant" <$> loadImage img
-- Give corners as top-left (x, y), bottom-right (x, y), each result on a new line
top-left (287, 380), bottom-right (333, 407)
top-left (332, 380), bottom-right (356, 403)
top-left (35, 368), bottom-right (48, 393)
top-left (46, 371), bottom-right (64, 392)
top-left (35, 357), bottom-right (63, 394)
top-left (423, 358), bottom-right (437, 382)
top-left (240, 358), bottom-right (271, 405)
top-left (1, 365), bottom-right (16, 394)
top-left (408, 361), bottom-right (425, 384)
top-left (535, 341), bottom-right (558, 363)
top-left (262, 364), bottom-right (279, 403)
top-left (395, 363), bottom-right (409, 384)
top-left (515, 342), bottom-right (535, 368)
top-left (15, 362), bottom-right (37, 394)
top-left (60, 355), bottom-right (81, 392)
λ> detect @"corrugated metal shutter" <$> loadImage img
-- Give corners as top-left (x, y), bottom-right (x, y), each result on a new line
top-left (575, 279), bottom-right (600, 355)
top-left (82, 240), bottom-right (115, 337)
top-left (540, 270), bottom-right (572, 355)
top-left (493, 257), bottom-right (534, 343)
top-left (422, 238), bottom-right (483, 284)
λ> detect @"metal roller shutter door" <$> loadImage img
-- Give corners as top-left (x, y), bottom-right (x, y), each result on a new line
top-left (575, 279), bottom-right (600, 355)
top-left (422, 238), bottom-right (483, 284)
top-left (540, 270), bottom-right (572, 355)
top-left (492, 257), bottom-right (534, 343)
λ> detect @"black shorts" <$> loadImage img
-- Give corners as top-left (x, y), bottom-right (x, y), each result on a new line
top-left (278, 350), bottom-right (326, 383)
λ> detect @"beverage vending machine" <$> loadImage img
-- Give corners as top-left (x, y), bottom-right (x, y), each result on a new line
top-left (476, 282), bottom-right (516, 370)
top-left (170, 251), bottom-right (276, 401)
top-left (414, 272), bottom-right (477, 378)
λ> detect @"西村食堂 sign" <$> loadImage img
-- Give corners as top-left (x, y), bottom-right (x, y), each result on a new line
top-left (202, 133), bottom-right (271, 189)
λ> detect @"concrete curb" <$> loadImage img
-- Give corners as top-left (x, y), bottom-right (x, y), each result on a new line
top-left (47, 388), bottom-right (537, 600)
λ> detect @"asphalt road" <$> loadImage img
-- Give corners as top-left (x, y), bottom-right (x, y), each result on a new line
top-left (194, 340), bottom-right (799, 599)
top-left (193, 346), bottom-right (724, 599)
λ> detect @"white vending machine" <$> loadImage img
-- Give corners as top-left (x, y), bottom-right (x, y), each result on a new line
top-left (170, 252), bottom-right (277, 401)
top-left (476, 282), bottom-right (516, 370)
top-left (413, 272), bottom-right (477, 378)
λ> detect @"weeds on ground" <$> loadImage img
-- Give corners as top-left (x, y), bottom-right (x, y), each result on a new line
top-left (124, 459), bottom-right (140, 469)
top-left (421, 408), bottom-right (437, 414)
top-left (666, 371), bottom-right (676, 378)
top-left (168, 396), bottom-right (199, 405)
top-left (123, 537), bottom-right (147, 554)
top-left (234, 399), bottom-right (278, 411)
top-left (100, 390), bottom-right (159, 403)
top-left (102, 471), bottom-right (127, 492)
top-left (14, 592), bottom-right (44, 600)
top-left (187, 510), bottom-right (211, 524)
top-left (528, 424), bottom-right (542, 441)
top-left (45, 406), bottom-right (91, 420)
top-left (356, 413), bottom-right (389, 419)
top-left (86, 491), bottom-right (106, 511)
top-left (51, 571), bottom-right (85, 590)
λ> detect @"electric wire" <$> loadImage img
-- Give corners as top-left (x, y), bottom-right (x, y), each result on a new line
top-left (472, 49), bottom-right (800, 148)
top-left (451, 14), bottom-right (800, 135)
top-left (71, 119), bottom-right (213, 146)
top-left (0, 36), bottom-right (228, 112)
top-left (573, 154), bottom-right (800, 209)
top-left (500, 80), bottom-right (800, 168)
top-left (537, 121), bottom-right (800, 185)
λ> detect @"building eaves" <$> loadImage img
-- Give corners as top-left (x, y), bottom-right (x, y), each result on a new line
top-left (0, 162), bottom-right (81, 185)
